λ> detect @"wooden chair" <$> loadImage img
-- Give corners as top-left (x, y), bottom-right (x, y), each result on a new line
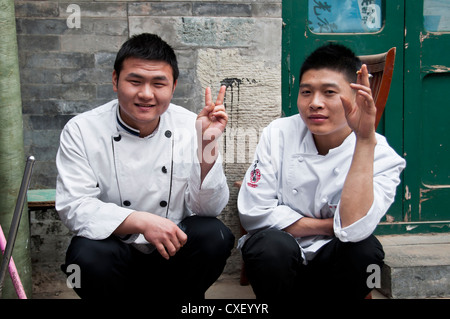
top-left (235, 48), bottom-right (397, 297)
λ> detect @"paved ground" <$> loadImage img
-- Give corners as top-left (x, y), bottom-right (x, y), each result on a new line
top-left (377, 233), bottom-right (450, 298)
top-left (31, 271), bottom-right (256, 299)
top-left (31, 271), bottom-right (389, 299)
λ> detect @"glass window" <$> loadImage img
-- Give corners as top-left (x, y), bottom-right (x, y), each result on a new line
top-left (308, 0), bottom-right (382, 33)
top-left (424, 0), bottom-right (450, 32)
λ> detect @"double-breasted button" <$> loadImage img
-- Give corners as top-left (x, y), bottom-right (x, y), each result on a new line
top-left (297, 156), bottom-right (304, 162)
top-left (160, 200), bottom-right (168, 207)
top-left (114, 135), bottom-right (122, 142)
top-left (165, 130), bottom-right (172, 138)
top-left (162, 166), bottom-right (168, 174)
top-left (123, 200), bottom-right (131, 206)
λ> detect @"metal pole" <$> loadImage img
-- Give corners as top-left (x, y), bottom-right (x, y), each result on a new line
top-left (0, 156), bottom-right (35, 298)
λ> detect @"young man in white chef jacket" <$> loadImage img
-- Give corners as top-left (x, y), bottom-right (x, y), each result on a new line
top-left (238, 44), bottom-right (406, 299)
top-left (56, 33), bottom-right (234, 299)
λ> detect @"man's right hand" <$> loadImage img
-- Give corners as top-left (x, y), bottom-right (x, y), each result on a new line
top-left (114, 211), bottom-right (187, 260)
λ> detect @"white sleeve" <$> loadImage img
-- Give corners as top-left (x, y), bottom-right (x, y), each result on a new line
top-left (333, 143), bottom-right (406, 242)
top-left (55, 122), bottom-right (133, 240)
top-left (238, 126), bottom-right (302, 234)
top-left (185, 152), bottom-right (229, 217)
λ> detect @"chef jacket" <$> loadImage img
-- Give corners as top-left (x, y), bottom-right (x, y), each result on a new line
top-left (56, 99), bottom-right (229, 252)
top-left (237, 114), bottom-right (405, 263)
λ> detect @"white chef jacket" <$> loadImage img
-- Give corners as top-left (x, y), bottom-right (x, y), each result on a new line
top-left (56, 99), bottom-right (229, 252)
top-left (237, 114), bottom-right (405, 263)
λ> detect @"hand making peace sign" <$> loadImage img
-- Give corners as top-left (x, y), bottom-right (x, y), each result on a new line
top-left (197, 85), bottom-right (228, 141)
top-left (196, 85), bottom-right (228, 179)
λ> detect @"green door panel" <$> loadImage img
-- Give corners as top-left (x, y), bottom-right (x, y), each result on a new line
top-left (403, 1), bottom-right (450, 227)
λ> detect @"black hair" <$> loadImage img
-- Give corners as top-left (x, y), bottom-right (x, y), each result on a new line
top-left (114, 33), bottom-right (179, 82)
top-left (299, 43), bottom-right (362, 84)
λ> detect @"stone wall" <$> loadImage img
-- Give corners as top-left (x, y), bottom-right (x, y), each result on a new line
top-left (15, 0), bottom-right (282, 277)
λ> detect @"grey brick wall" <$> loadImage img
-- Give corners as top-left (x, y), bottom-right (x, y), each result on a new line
top-left (16, 0), bottom-right (282, 278)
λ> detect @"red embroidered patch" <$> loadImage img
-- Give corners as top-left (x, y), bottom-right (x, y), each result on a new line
top-left (247, 160), bottom-right (261, 188)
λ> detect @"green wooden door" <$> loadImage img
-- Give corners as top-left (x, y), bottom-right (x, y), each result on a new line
top-left (403, 0), bottom-right (450, 231)
top-left (282, 0), bottom-right (450, 233)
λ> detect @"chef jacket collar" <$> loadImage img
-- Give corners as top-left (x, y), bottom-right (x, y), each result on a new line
top-left (300, 131), bottom-right (356, 156)
top-left (116, 104), bottom-right (159, 138)
top-left (301, 129), bottom-right (319, 154)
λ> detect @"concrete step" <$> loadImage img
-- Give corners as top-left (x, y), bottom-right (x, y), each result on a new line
top-left (377, 233), bottom-right (450, 299)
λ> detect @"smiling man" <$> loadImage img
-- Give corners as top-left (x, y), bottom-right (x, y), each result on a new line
top-left (237, 43), bottom-right (406, 299)
top-left (56, 33), bottom-right (234, 299)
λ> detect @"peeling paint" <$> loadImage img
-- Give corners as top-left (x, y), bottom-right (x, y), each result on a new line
top-left (428, 65), bottom-right (450, 73)
top-left (406, 225), bottom-right (418, 231)
top-left (430, 223), bottom-right (450, 229)
top-left (419, 188), bottom-right (432, 220)
top-left (404, 204), bottom-right (411, 222)
top-left (420, 31), bottom-right (431, 43)
top-left (418, 184), bottom-right (450, 221)
top-left (422, 183), bottom-right (450, 189)
top-left (405, 185), bottom-right (411, 200)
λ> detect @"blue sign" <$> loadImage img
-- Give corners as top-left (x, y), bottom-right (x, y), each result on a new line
top-left (308, 0), bottom-right (382, 33)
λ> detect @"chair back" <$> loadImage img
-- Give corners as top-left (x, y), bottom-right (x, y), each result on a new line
top-left (358, 47), bottom-right (396, 128)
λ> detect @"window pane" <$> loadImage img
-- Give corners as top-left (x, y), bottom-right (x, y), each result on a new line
top-left (308, 0), bottom-right (382, 33)
top-left (424, 0), bottom-right (450, 32)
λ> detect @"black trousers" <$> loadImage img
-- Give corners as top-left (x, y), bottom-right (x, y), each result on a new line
top-left (241, 228), bottom-right (384, 299)
top-left (62, 215), bottom-right (235, 299)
